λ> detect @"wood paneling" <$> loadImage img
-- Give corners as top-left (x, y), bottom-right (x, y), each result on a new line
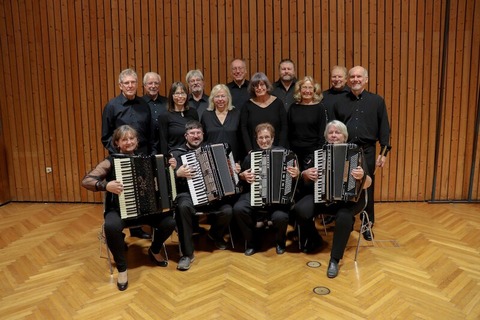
top-left (0, 0), bottom-right (478, 202)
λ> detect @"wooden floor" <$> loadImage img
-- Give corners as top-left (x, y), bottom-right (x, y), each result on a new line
top-left (0, 202), bottom-right (479, 319)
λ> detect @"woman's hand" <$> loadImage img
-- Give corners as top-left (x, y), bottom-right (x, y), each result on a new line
top-left (351, 166), bottom-right (364, 180)
top-left (106, 180), bottom-right (124, 195)
top-left (302, 167), bottom-right (318, 182)
top-left (239, 169), bottom-right (255, 184)
top-left (287, 161), bottom-right (300, 179)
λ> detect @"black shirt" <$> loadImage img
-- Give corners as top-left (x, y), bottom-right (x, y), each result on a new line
top-left (322, 86), bottom-right (350, 122)
top-left (227, 80), bottom-right (250, 111)
top-left (201, 108), bottom-right (243, 162)
top-left (187, 93), bottom-right (209, 120)
top-left (332, 90), bottom-right (391, 148)
top-left (272, 78), bottom-right (297, 112)
top-left (142, 94), bottom-right (168, 132)
top-left (101, 94), bottom-right (157, 155)
top-left (158, 108), bottom-right (199, 154)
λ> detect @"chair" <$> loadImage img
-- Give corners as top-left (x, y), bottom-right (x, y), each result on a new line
top-left (195, 211), bottom-right (235, 249)
top-left (354, 192), bottom-right (374, 261)
top-left (98, 223), bottom-right (168, 275)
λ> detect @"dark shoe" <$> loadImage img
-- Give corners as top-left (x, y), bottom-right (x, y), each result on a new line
top-left (244, 248), bottom-right (256, 256)
top-left (276, 244), bottom-right (286, 255)
top-left (117, 280), bottom-right (128, 291)
top-left (362, 228), bottom-right (374, 241)
top-left (327, 260), bottom-right (339, 278)
top-left (148, 248), bottom-right (168, 267)
top-left (207, 232), bottom-right (228, 250)
top-left (177, 255), bottom-right (195, 271)
top-left (129, 227), bottom-right (152, 239)
top-left (192, 225), bottom-right (207, 236)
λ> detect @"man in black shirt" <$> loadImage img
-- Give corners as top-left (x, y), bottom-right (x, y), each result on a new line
top-left (322, 65), bottom-right (350, 120)
top-left (272, 59), bottom-right (297, 112)
top-left (226, 58), bottom-right (250, 110)
top-left (331, 66), bottom-right (391, 241)
top-left (186, 69), bottom-right (209, 120)
top-left (142, 71), bottom-right (168, 132)
top-left (172, 120), bottom-right (233, 271)
top-left (101, 68), bottom-right (158, 239)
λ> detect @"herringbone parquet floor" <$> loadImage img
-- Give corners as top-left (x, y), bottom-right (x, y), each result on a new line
top-left (0, 202), bottom-right (479, 319)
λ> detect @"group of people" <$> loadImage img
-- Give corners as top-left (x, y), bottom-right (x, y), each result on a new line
top-left (82, 59), bottom-right (391, 291)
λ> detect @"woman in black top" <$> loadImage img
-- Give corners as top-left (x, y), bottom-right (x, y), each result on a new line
top-left (287, 76), bottom-right (327, 170)
top-left (201, 84), bottom-right (243, 162)
top-left (159, 82), bottom-right (199, 154)
top-left (240, 72), bottom-right (288, 152)
top-left (82, 125), bottom-right (176, 291)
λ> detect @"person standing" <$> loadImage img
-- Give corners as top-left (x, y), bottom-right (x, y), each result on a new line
top-left (142, 71), bottom-right (168, 132)
top-left (322, 65), bottom-right (350, 117)
top-left (101, 68), bottom-right (157, 239)
top-left (226, 58), bottom-right (250, 111)
top-left (186, 69), bottom-right (209, 120)
top-left (240, 72), bottom-right (288, 152)
top-left (330, 66), bottom-right (391, 241)
top-left (272, 59), bottom-right (297, 112)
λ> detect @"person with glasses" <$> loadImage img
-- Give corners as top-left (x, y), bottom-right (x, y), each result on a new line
top-left (101, 68), bottom-right (158, 240)
top-left (226, 58), bottom-right (250, 111)
top-left (142, 72), bottom-right (168, 133)
top-left (240, 72), bottom-right (288, 153)
top-left (186, 69), bottom-right (209, 120)
top-left (171, 120), bottom-right (234, 271)
top-left (158, 82), bottom-right (199, 155)
top-left (201, 84), bottom-right (243, 162)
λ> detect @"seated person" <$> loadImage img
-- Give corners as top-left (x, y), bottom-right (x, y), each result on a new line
top-left (82, 125), bottom-right (176, 291)
top-left (171, 120), bottom-right (234, 271)
top-left (233, 122), bottom-right (299, 256)
top-left (293, 120), bottom-right (372, 278)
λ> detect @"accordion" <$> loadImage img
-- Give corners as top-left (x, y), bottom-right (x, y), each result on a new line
top-left (113, 154), bottom-right (177, 221)
top-left (181, 143), bottom-right (240, 206)
top-left (314, 143), bottom-right (364, 203)
top-left (250, 148), bottom-right (298, 206)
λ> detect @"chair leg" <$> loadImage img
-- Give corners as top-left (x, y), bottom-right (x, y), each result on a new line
top-left (320, 215), bottom-right (328, 236)
top-left (228, 225), bottom-right (235, 249)
top-left (355, 211), bottom-right (374, 261)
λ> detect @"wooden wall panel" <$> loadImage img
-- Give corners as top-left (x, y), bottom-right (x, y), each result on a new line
top-left (0, 0), bottom-right (478, 203)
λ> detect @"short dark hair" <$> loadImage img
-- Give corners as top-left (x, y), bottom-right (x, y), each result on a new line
top-left (185, 120), bottom-right (203, 133)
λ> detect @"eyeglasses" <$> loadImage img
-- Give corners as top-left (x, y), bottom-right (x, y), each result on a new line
top-left (173, 92), bottom-right (187, 97)
top-left (121, 80), bottom-right (137, 85)
top-left (187, 130), bottom-right (203, 136)
top-left (188, 78), bottom-right (203, 84)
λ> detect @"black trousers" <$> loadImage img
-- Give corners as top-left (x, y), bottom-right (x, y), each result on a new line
top-left (293, 194), bottom-right (357, 260)
top-left (233, 193), bottom-right (289, 247)
top-left (175, 192), bottom-right (233, 257)
top-left (362, 144), bottom-right (376, 224)
top-left (104, 210), bottom-right (176, 272)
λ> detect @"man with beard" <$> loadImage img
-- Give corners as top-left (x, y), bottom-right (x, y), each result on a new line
top-left (330, 66), bottom-right (391, 241)
top-left (171, 120), bottom-right (233, 271)
top-left (186, 69), bottom-right (209, 120)
top-left (272, 59), bottom-right (297, 112)
top-left (226, 58), bottom-right (250, 111)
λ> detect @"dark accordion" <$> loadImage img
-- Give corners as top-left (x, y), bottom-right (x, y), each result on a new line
top-left (314, 143), bottom-right (364, 203)
top-left (250, 148), bottom-right (298, 206)
top-left (180, 143), bottom-right (241, 206)
top-left (113, 154), bottom-right (177, 221)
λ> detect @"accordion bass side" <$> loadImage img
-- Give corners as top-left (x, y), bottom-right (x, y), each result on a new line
top-left (314, 143), bottom-right (364, 203)
top-left (181, 143), bottom-right (240, 206)
top-left (250, 149), bottom-right (298, 206)
top-left (113, 154), bottom-right (177, 221)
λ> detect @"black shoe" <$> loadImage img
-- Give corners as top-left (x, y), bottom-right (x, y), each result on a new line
top-left (208, 232), bottom-right (228, 250)
top-left (362, 228), bottom-right (374, 241)
top-left (129, 228), bottom-right (152, 239)
top-left (117, 281), bottom-right (128, 291)
top-left (244, 248), bottom-right (256, 256)
top-left (276, 244), bottom-right (286, 255)
top-left (148, 248), bottom-right (168, 267)
top-left (192, 225), bottom-right (207, 236)
top-left (327, 260), bottom-right (339, 278)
